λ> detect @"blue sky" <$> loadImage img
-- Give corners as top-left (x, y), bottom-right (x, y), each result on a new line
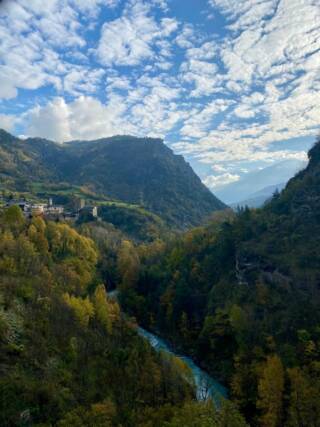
top-left (0, 0), bottom-right (319, 193)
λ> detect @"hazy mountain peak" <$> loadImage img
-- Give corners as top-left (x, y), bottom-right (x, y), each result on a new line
top-left (216, 159), bottom-right (307, 204)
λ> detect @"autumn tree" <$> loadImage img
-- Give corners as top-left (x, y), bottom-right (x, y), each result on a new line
top-left (63, 293), bottom-right (95, 327)
top-left (257, 355), bottom-right (284, 427)
top-left (286, 365), bottom-right (320, 427)
top-left (117, 239), bottom-right (140, 288)
top-left (3, 205), bottom-right (25, 233)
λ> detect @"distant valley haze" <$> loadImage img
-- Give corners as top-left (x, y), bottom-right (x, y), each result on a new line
top-left (213, 158), bottom-right (307, 205)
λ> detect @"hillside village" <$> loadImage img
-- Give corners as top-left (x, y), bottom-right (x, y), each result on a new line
top-left (0, 195), bottom-right (99, 221)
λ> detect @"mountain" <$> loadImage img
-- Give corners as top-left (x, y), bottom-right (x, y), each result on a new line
top-left (231, 183), bottom-right (286, 208)
top-left (0, 129), bottom-right (225, 229)
top-left (63, 135), bottom-right (226, 227)
top-left (0, 129), bottom-right (64, 184)
top-left (0, 135), bottom-right (246, 427)
top-left (120, 138), bottom-right (320, 425)
top-left (215, 159), bottom-right (307, 204)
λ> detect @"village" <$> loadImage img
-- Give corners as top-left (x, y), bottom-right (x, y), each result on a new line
top-left (0, 195), bottom-right (99, 221)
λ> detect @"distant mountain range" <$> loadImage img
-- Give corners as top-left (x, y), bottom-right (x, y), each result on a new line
top-left (215, 159), bottom-right (307, 205)
top-left (231, 183), bottom-right (286, 209)
top-left (0, 129), bottom-right (225, 229)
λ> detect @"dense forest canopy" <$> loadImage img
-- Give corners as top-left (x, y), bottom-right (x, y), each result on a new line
top-left (119, 138), bottom-right (320, 427)
top-left (0, 205), bottom-right (246, 426)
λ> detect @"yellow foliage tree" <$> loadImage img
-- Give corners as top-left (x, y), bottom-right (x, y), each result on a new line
top-left (0, 231), bottom-right (16, 274)
top-left (90, 399), bottom-right (116, 426)
top-left (3, 205), bottom-right (25, 232)
top-left (31, 216), bottom-right (46, 234)
top-left (257, 355), bottom-right (284, 427)
top-left (117, 239), bottom-right (140, 288)
top-left (48, 223), bottom-right (97, 266)
top-left (28, 221), bottom-right (49, 254)
top-left (93, 285), bottom-right (112, 333)
top-left (63, 293), bottom-right (94, 328)
top-left (286, 366), bottom-right (320, 427)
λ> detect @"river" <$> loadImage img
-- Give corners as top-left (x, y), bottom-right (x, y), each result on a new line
top-left (109, 290), bottom-right (228, 404)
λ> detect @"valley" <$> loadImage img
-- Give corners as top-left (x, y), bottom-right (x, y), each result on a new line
top-left (1, 0), bottom-right (319, 425)
top-left (109, 290), bottom-right (228, 404)
top-left (1, 131), bottom-right (319, 426)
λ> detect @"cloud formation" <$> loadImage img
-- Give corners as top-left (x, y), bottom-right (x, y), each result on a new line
top-left (97, 1), bottom-right (177, 66)
top-left (0, 0), bottom-right (319, 191)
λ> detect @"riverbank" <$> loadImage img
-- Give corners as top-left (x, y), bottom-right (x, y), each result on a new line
top-left (108, 289), bottom-right (227, 404)
top-left (137, 326), bottom-right (228, 404)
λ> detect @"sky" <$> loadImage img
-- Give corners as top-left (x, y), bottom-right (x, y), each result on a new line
top-left (0, 0), bottom-right (319, 194)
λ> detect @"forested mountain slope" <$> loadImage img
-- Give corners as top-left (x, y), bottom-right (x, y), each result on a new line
top-left (0, 129), bottom-right (65, 185)
top-left (0, 205), bottom-right (249, 426)
top-left (69, 136), bottom-right (226, 228)
top-left (120, 138), bottom-right (320, 426)
top-left (0, 130), bottom-right (225, 229)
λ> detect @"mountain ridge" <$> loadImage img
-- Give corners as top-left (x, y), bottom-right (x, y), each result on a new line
top-left (0, 129), bottom-right (226, 229)
top-left (231, 183), bottom-right (286, 208)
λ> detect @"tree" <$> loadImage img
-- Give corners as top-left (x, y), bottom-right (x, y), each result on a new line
top-left (117, 240), bottom-right (140, 288)
top-left (286, 366), bottom-right (320, 427)
top-left (257, 355), bottom-right (284, 427)
top-left (28, 218), bottom-right (49, 254)
top-left (229, 304), bottom-right (248, 348)
top-left (93, 285), bottom-right (112, 333)
top-left (3, 205), bottom-right (25, 232)
top-left (63, 293), bottom-right (94, 327)
top-left (165, 400), bottom-right (248, 427)
top-left (179, 312), bottom-right (189, 342)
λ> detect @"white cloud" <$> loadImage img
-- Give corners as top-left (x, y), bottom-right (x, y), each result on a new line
top-left (0, 114), bottom-right (17, 132)
top-left (181, 59), bottom-right (221, 97)
top-left (203, 172), bottom-right (240, 189)
top-left (233, 105), bottom-right (256, 119)
top-left (211, 164), bottom-right (227, 173)
top-left (161, 18), bottom-right (179, 37)
top-left (186, 41), bottom-right (217, 60)
top-left (192, 0), bottom-right (320, 167)
top-left (106, 75), bottom-right (132, 92)
top-left (0, 0), bottom-right (105, 100)
top-left (174, 135), bottom-right (309, 164)
top-left (0, 21), bottom-right (62, 100)
top-left (175, 24), bottom-right (197, 49)
top-left (20, 79), bottom-right (185, 141)
top-left (21, 95), bottom-right (140, 141)
top-left (23, 98), bottom-right (72, 141)
top-left (126, 75), bottom-right (187, 137)
top-left (0, 0), bottom-right (319, 180)
top-left (72, 0), bottom-right (119, 15)
top-left (0, 0), bottom-right (125, 101)
top-left (96, 0), bottom-right (178, 67)
top-left (63, 68), bottom-right (104, 95)
top-left (180, 99), bottom-right (233, 138)
top-left (208, 0), bottom-right (278, 30)
top-left (150, 0), bottom-right (169, 11)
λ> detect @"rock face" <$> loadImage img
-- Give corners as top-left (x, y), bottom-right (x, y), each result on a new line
top-left (0, 130), bottom-right (226, 228)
